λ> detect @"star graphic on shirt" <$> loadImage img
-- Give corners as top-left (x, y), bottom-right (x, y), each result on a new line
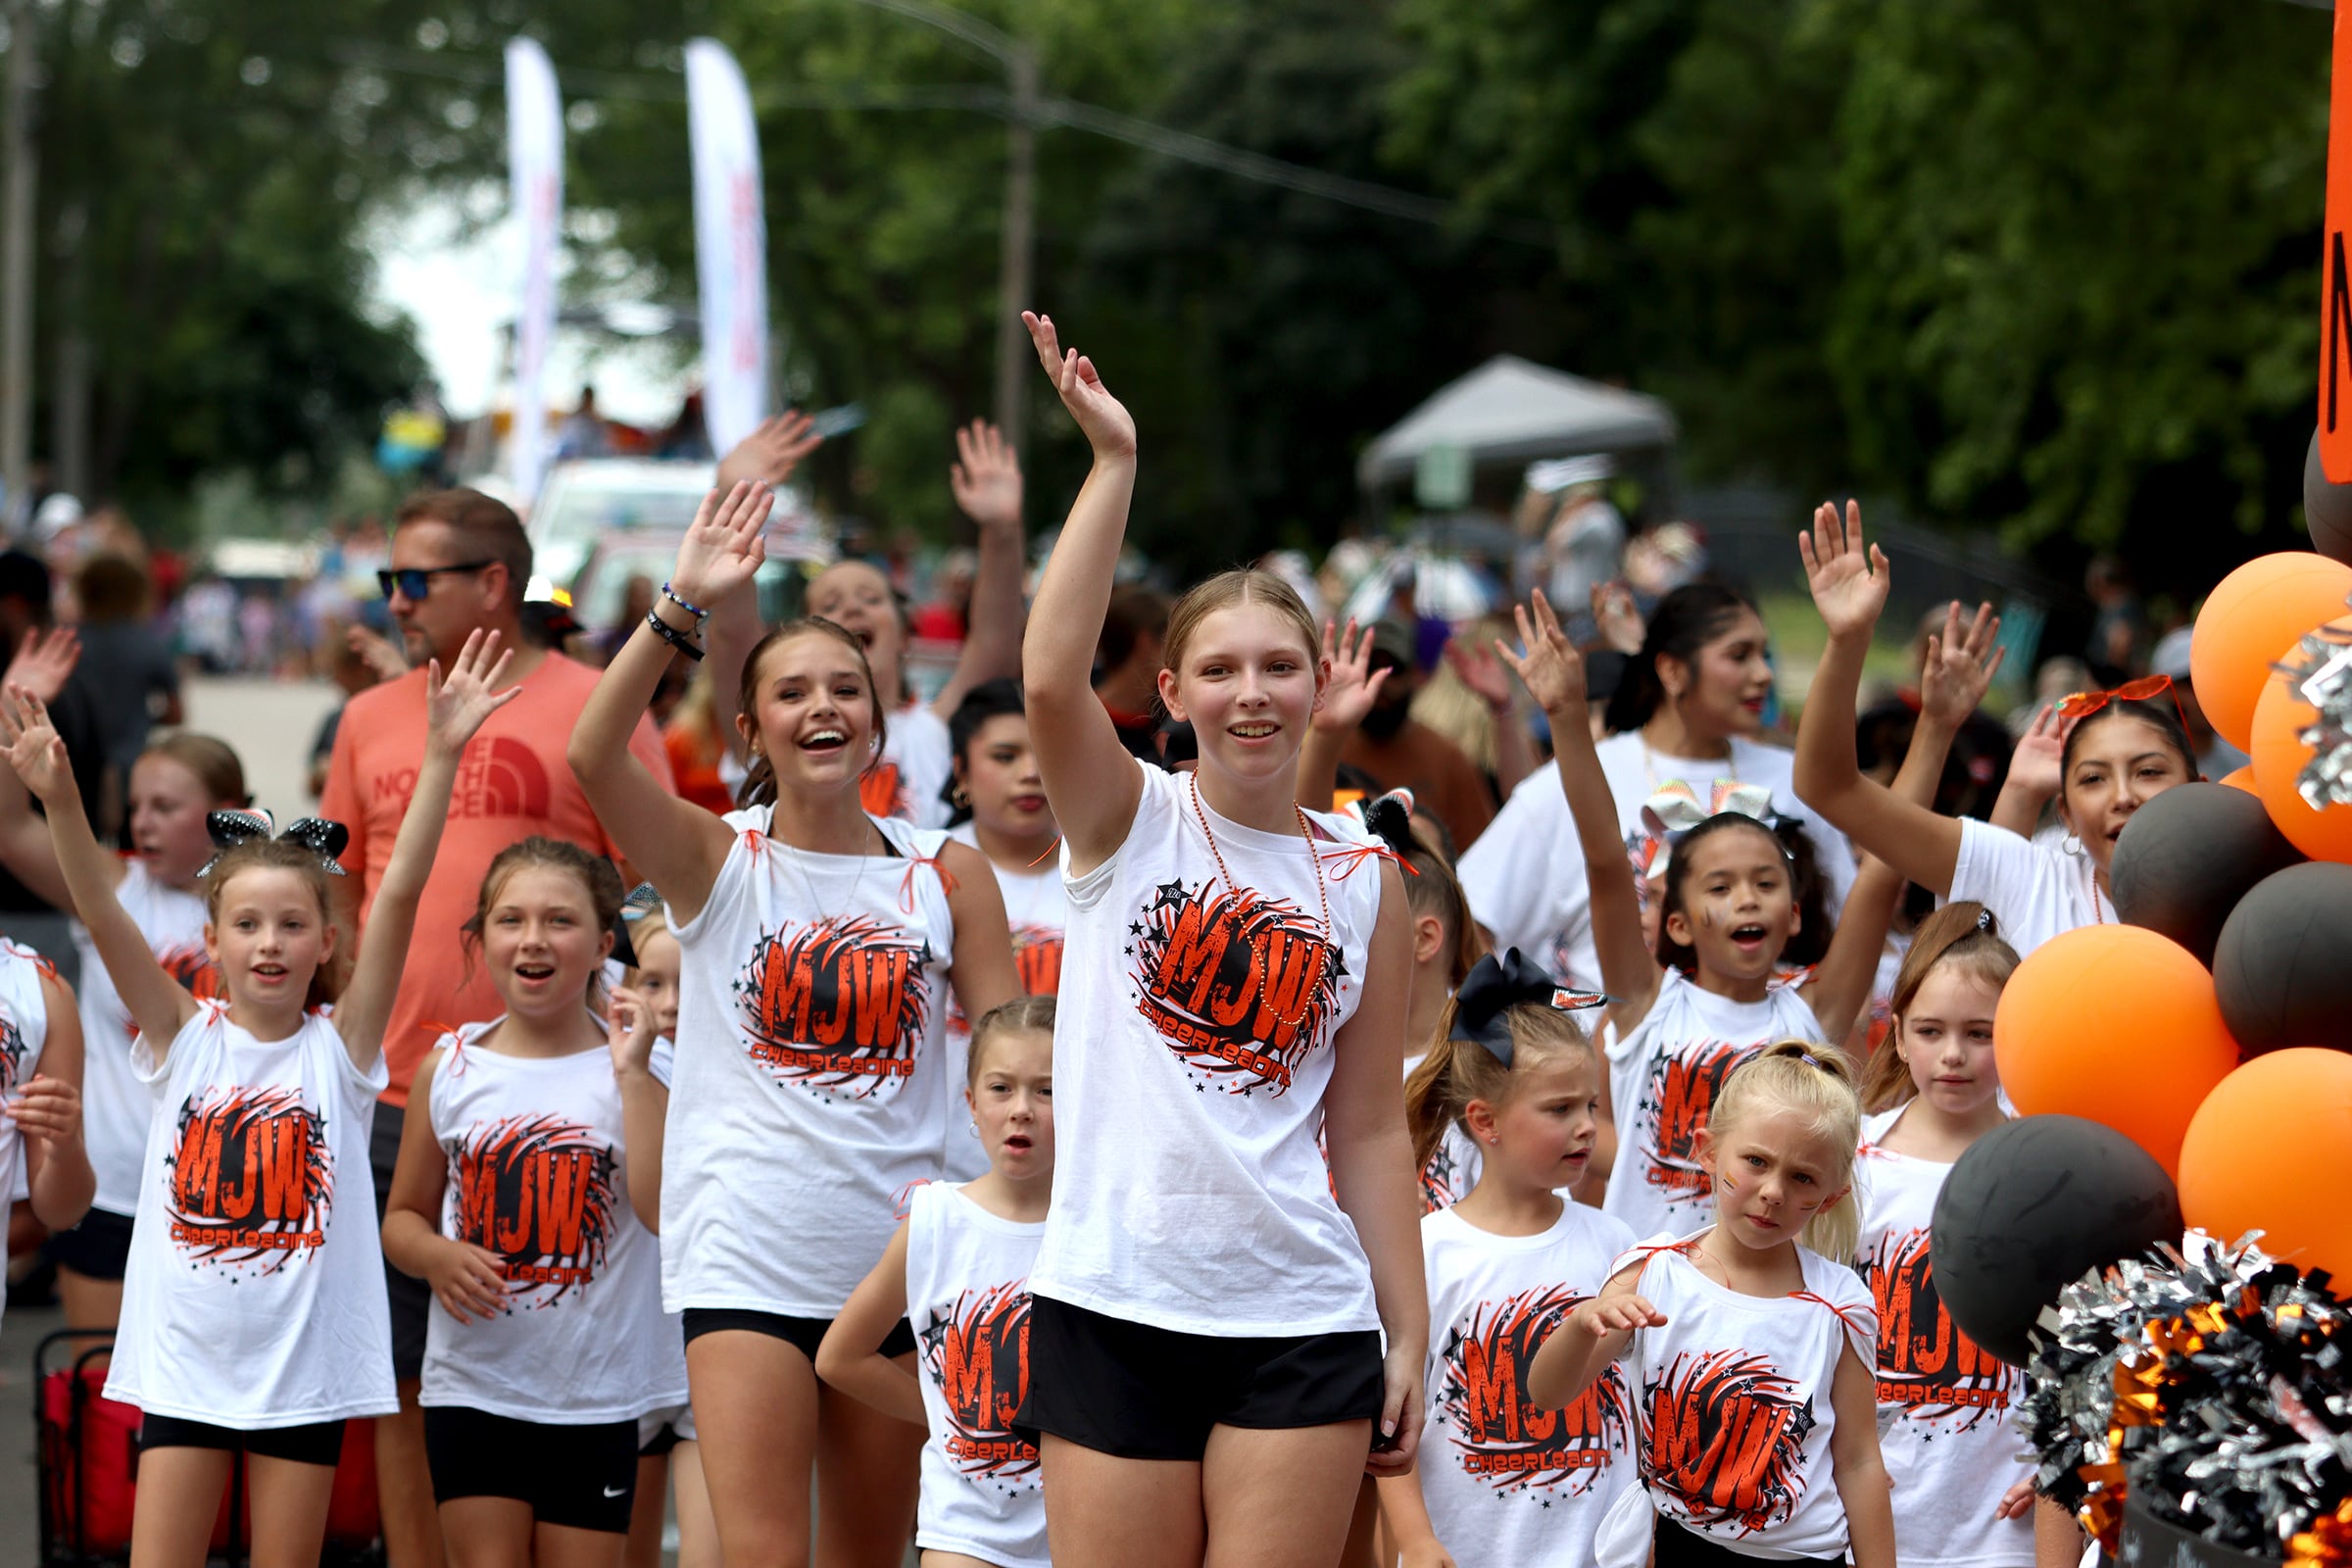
top-left (1151, 880), bottom-right (1191, 912)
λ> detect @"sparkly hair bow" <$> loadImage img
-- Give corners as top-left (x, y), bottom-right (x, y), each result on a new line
top-left (1639, 780), bottom-right (1788, 883)
top-left (197, 808), bottom-right (350, 879)
top-left (1448, 948), bottom-right (1609, 1065)
top-left (621, 882), bottom-right (665, 919)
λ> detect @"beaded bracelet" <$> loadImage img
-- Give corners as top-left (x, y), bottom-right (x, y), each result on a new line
top-left (662, 581), bottom-right (711, 620)
top-left (645, 609), bottom-right (706, 662)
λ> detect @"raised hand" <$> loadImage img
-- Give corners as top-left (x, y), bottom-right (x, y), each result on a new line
top-left (2008, 703), bottom-right (2066, 804)
top-left (423, 629), bottom-right (522, 757)
top-left (425, 1236), bottom-right (510, 1324)
top-left (715, 411), bottom-right (823, 493)
top-left (1798, 499), bottom-right (1889, 643)
top-left (950, 419), bottom-right (1023, 533)
top-left (1579, 1293), bottom-right (1669, 1337)
top-left (5, 1074), bottom-right (81, 1154)
top-left (1494, 591), bottom-right (1587, 721)
top-left (1918, 600), bottom-right (2005, 729)
top-left (346, 622), bottom-right (407, 683)
top-left (0, 685), bottom-right (74, 805)
top-left (1592, 580), bottom-right (1644, 656)
top-left (668, 479), bottom-right (776, 612)
top-left (4, 627), bottom-right (79, 705)
top-left (1443, 633), bottom-right (1512, 715)
top-left (1313, 618), bottom-right (1392, 736)
top-left (608, 986), bottom-right (656, 1079)
top-left (1023, 311), bottom-right (1136, 461)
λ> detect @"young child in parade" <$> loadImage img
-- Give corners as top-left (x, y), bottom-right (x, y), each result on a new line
top-left (1495, 590), bottom-right (1894, 1247)
top-left (569, 476), bottom-right (1019, 1567)
top-left (1853, 903), bottom-right (2038, 1568)
top-left (818, 995), bottom-right (1057, 1568)
top-left (1012, 310), bottom-right (1424, 1568)
top-left (1528, 1042), bottom-right (1892, 1568)
top-left (0, 933), bottom-right (94, 1333)
top-left (1385, 950), bottom-right (1638, 1568)
top-left (940, 680), bottom-right (1065, 1180)
top-left (381, 837), bottom-right (689, 1558)
top-left (0, 629), bottom-right (517, 1566)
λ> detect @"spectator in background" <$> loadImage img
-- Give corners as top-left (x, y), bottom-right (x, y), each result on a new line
top-left (909, 547), bottom-right (977, 642)
top-left (1093, 583), bottom-right (1170, 762)
top-left (0, 554), bottom-right (107, 981)
top-left (2084, 554), bottom-right (2147, 684)
top-left (2151, 625), bottom-right (2249, 779)
top-left (662, 666), bottom-right (737, 814)
top-left (173, 572), bottom-right (237, 673)
top-left (556, 382), bottom-right (610, 460)
top-left (1854, 605), bottom-right (2014, 823)
top-left (597, 573), bottom-right (658, 665)
top-left (71, 554), bottom-right (182, 831)
top-left (1535, 458), bottom-right (1627, 647)
top-left (1341, 618), bottom-right (1496, 850)
top-left (234, 588), bottom-right (277, 674)
top-left (306, 632), bottom-right (388, 798)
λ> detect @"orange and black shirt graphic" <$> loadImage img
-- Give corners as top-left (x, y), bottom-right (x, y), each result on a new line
top-left (1642, 1348), bottom-right (1816, 1535)
top-left (1856, 1227), bottom-right (2014, 1424)
top-left (947, 925), bottom-right (1063, 1036)
top-left (1420, 1140), bottom-right (1469, 1214)
top-left (1438, 1285), bottom-right (1628, 1496)
top-left (450, 1114), bottom-right (618, 1305)
top-left (1126, 878), bottom-right (1344, 1097)
top-left (919, 1281), bottom-right (1039, 1487)
top-left (859, 760), bottom-right (908, 821)
top-left (127, 944), bottom-right (221, 1041)
top-left (0, 1004), bottom-right (26, 1099)
top-left (1636, 1042), bottom-right (1761, 1197)
top-left (732, 914), bottom-right (934, 1100)
top-left (163, 1086), bottom-right (332, 1273)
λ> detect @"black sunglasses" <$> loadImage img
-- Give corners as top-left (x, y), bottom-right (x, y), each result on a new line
top-left (377, 561), bottom-right (496, 601)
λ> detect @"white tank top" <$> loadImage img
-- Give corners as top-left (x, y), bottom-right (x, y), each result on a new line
top-left (105, 1003), bottom-right (398, 1427)
top-left (941, 824), bottom-right (1067, 1182)
top-left (420, 1021), bottom-right (688, 1423)
top-left (1601, 969), bottom-right (1825, 1244)
top-left (74, 861), bottom-right (211, 1217)
top-left (1418, 1203), bottom-right (1641, 1568)
top-left (905, 1183), bottom-right (1048, 1568)
top-left (1855, 1108), bottom-right (2033, 1568)
top-left (664, 806), bottom-right (956, 1316)
top-left (0, 941), bottom-right (51, 1332)
top-left (1592, 1233), bottom-right (1877, 1566)
top-left (1030, 762), bottom-right (1386, 1337)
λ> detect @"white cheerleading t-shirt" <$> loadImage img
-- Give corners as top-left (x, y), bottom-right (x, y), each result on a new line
top-left (1602, 968), bottom-right (1825, 1245)
top-left (0, 942), bottom-right (50, 1332)
top-left (107, 1003), bottom-right (398, 1427)
top-left (941, 823), bottom-right (1067, 1183)
top-left (1855, 1108), bottom-right (2033, 1568)
top-left (1947, 817), bottom-right (2113, 957)
top-left (861, 705), bottom-right (957, 830)
top-left (1418, 1203), bottom-right (1641, 1568)
top-left (420, 1023), bottom-right (688, 1423)
top-left (74, 861), bottom-right (211, 1218)
top-left (1594, 1234), bottom-right (1878, 1566)
top-left (906, 1183), bottom-right (1048, 1568)
top-left (664, 807), bottom-right (956, 1317)
top-left (1031, 762), bottom-right (1384, 1337)
top-left (1458, 733), bottom-right (1855, 995)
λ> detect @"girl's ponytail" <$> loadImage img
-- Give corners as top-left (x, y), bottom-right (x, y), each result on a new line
top-left (1712, 1038), bottom-right (1864, 1263)
top-left (1863, 902), bottom-right (2021, 1113)
top-left (1404, 1006), bottom-right (1476, 1180)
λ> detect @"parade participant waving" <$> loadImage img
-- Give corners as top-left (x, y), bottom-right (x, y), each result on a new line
top-left (1011, 310), bottom-right (1425, 1568)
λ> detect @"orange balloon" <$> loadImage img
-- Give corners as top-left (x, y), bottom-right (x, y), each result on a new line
top-left (2249, 658), bottom-right (2352, 862)
top-left (2219, 765), bottom-right (2258, 794)
top-left (2179, 1049), bottom-right (2352, 1278)
top-left (1994, 924), bottom-right (2239, 1173)
top-left (2190, 552), bottom-right (2352, 753)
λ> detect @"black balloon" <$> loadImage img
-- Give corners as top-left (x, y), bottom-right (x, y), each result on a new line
top-left (2111, 783), bottom-right (2302, 967)
top-left (2212, 860), bottom-right (2352, 1056)
top-left (2306, 428), bottom-right (2352, 569)
top-left (1931, 1114), bottom-right (2182, 1367)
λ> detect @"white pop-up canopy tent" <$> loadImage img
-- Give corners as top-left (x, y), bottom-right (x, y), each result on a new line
top-left (1356, 355), bottom-right (1677, 492)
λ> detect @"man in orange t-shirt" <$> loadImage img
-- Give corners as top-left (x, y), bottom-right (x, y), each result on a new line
top-left (318, 486), bottom-right (672, 1567)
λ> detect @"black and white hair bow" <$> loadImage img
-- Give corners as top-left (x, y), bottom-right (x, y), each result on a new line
top-left (1448, 948), bottom-right (1609, 1066)
top-left (197, 808), bottom-right (350, 879)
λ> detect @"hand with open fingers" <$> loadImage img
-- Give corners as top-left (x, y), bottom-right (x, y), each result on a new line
top-left (1444, 634), bottom-right (1512, 714)
top-left (1313, 618), bottom-right (1391, 736)
top-left (669, 479), bottom-right (776, 612)
top-left (423, 629), bottom-right (522, 757)
top-left (426, 1237), bottom-right (511, 1324)
top-left (1581, 1293), bottom-right (1668, 1337)
top-left (1798, 499), bottom-right (1889, 643)
top-left (1365, 1343), bottom-right (1425, 1477)
top-left (0, 685), bottom-right (74, 805)
top-left (1495, 591), bottom-right (1587, 722)
top-left (5, 1074), bottom-right (81, 1152)
top-left (1994, 1479), bottom-right (2036, 1522)
top-left (715, 410), bottom-right (823, 493)
top-left (1592, 580), bottom-right (1645, 656)
top-left (950, 419), bottom-right (1023, 532)
top-left (4, 626), bottom-right (80, 705)
top-left (347, 623), bottom-right (408, 683)
top-left (1022, 312), bottom-right (1136, 461)
top-left (607, 986), bottom-right (657, 1080)
top-left (2008, 703), bottom-right (2066, 803)
top-left (1919, 600), bottom-right (2006, 729)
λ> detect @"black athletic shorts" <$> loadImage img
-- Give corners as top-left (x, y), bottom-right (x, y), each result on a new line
top-left (1653, 1518), bottom-right (1842, 1567)
top-left (369, 1101), bottom-right (431, 1383)
top-left (1014, 1296), bottom-right (1385, 1461)
top-left (141, 1414), bottom-right (346, 1468)
top-left (423, 1407), bottom-right (639, 1534)
top-left (680, 1306), bottom-right (915, 1361)
top-left (43, 1205), bottom-right (134, 1280)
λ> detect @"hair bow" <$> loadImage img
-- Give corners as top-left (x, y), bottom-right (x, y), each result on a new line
top-left (197, 808), bottom-right (350, 879)
top-left (621, 882), bottom-right (665, 919)
top-left (1639, 780), bottom-right (1788, 883)
top-left (1449, 948), bottom-right (1609, 1066)
top-left (1352, 788), bottom-right (1417, 859)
